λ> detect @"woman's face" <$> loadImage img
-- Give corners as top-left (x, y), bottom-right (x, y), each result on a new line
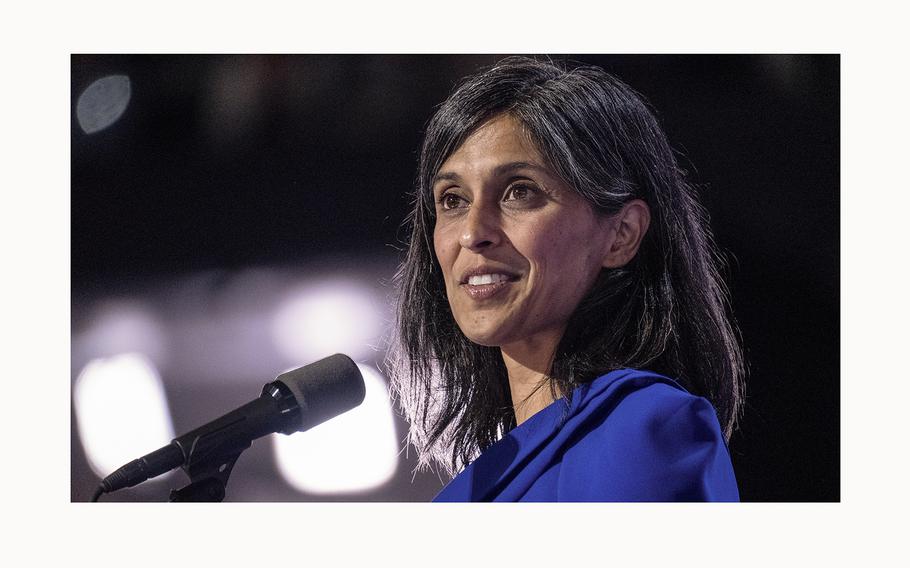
top-left (432, 114), bottom-right (615, 350)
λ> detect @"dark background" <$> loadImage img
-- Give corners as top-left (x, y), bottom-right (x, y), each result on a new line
top-left (71, 54), bottom-right (839, 502)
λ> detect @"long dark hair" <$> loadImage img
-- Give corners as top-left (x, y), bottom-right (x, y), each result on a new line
top-left (387, 56), bottom-right (745, 476)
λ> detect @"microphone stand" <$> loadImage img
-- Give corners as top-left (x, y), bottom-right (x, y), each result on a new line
top-left (168, 452), bottom-right (243, 502)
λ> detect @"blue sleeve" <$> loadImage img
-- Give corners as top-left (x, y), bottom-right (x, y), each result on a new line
top-left (558, 383), bottom-right (740, 501)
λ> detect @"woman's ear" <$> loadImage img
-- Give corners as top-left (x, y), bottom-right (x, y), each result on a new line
top-left (602, 199), bottom-right (651, 268)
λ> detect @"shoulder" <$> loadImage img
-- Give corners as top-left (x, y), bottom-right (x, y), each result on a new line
top-left (590, 369), bottom-right (718, 438)
top-left (556, 369), bottom-right (739, 501)
top-left (569, 369), bottom-right (722, 462)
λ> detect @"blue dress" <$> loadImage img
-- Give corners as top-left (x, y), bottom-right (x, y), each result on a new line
top-left (433, 368), bottom-right (739, 502)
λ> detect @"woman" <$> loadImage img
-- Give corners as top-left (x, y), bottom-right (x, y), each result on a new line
top-left (388, 56), bottom-right (745, 501)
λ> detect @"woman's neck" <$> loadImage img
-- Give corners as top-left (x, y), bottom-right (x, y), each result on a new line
top-left (500, 329), bottom-right (562, 425)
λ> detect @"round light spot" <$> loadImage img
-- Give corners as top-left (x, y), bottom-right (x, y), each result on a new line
top-left (73, 353), bottom-right (175, 479)
top-left (76, 74), bottom-right (131, 134)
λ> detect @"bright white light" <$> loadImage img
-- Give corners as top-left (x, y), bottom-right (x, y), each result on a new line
top-left (76, 75), bottom-right (131, 134)
top-left (270, 279), bottom-right (384, 363)
top-left (273, 364), bottom-right (398, 494)
top-left (73, 353), bottom-right (175, 479)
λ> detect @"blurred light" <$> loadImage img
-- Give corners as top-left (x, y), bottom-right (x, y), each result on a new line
top-left (73, 353), bottom-right (175, 479)
top-left (273, 364), bottom-right (398, 494)
top-left (270, 278), bottom-right (384, 363)
top-left (204, 58), bottom-right (266, 144)
top-left (764, 55), bottom-right (815, 97)
top-left (76, 75), bottom-right (131, 134)
top-left (73, 301), bottom-right (168, 367)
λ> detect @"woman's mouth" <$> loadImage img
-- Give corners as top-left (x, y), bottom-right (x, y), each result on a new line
top-left (461, 273), bottom-right (517, 300)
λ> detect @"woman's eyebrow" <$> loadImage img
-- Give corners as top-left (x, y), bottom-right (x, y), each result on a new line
top-left (492, 161), bottom-right (544, 177)
top-left (432, 161), bottom-right (545, 186)
top-left (432, 171), bottom-right (461, 186)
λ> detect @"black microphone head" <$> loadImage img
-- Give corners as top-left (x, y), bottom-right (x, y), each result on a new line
top-left (275, 353), bottom-right (366, 432)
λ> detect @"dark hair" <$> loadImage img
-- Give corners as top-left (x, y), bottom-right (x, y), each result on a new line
top-left (387, 56), bottom-right (745, 476)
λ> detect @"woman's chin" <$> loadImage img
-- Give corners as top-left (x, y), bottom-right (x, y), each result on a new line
top-left (458, 324), bottom-right (511, 348)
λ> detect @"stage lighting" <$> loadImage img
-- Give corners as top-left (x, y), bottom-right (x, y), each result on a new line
top-left (76, 75), bottom-right (131, 134)
top-left (272, 364), bottom-right (398, 495)
top-left (73, 353), bottom-right (175, 480)
top-left (270, 278), bottom-right (384, 364)
top-left (74, 301), bottom-right (168, 365)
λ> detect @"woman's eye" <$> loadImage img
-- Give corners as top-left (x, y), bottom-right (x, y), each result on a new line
top-left (439, 192), bottom-right (467, 210)
top-left (504, 183), bottom-right (538, 202)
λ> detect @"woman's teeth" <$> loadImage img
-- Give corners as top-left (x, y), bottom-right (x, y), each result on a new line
top-left (467, 274), bottom-right (510, 285)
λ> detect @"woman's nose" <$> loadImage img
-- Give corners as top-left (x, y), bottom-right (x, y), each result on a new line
top-left (458, 204), bottom-right (501, 252)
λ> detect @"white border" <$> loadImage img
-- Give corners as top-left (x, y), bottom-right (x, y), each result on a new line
top-left (3, 1), bottom-right (905, 565)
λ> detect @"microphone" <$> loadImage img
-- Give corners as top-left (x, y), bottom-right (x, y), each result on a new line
top-left (95, 353), bottom-right (365, 498)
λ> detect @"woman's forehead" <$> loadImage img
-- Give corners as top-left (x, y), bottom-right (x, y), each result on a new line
top-left (435, 115), bottom-right (547, 178)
